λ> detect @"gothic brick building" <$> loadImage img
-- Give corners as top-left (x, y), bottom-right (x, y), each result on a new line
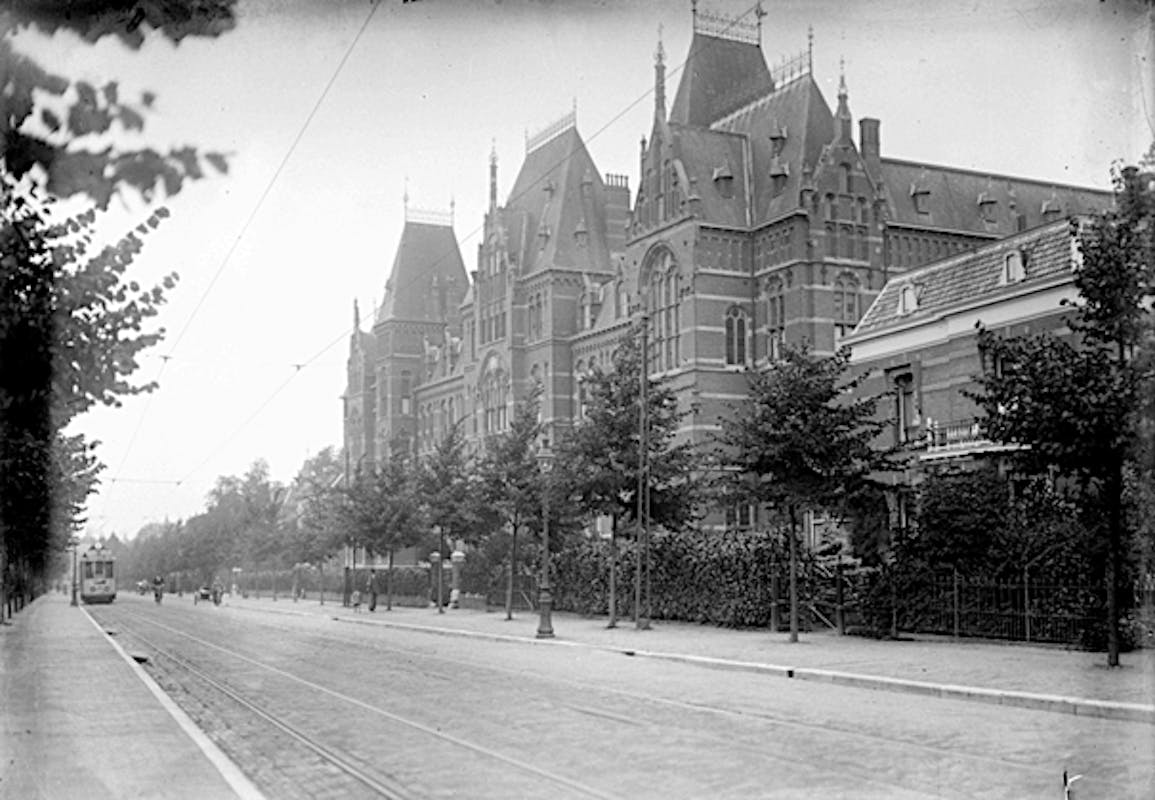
top-left (344, 6), bottom-right (1110, 531)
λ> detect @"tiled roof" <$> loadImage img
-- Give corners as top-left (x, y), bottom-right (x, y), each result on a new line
top-left (879, 159), bottom-right (1110, 235)
top-left (668, 123), bottom-right (750, 228)
top-left (377, 220), bottom-right (468, 324)
top-left (502, 124), bottom-right (619, 275)
top-left (670, 30), bottom-right (775, 128)
top-left (854, 218), bottom-right (1077, 335)
top-left (711, 74), bottom-right (834, 225)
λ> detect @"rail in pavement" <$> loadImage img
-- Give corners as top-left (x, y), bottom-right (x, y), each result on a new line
top-left (228, 594), bottom-right (1155, 725)
top-left (0, 593), bottom-right (264, 800)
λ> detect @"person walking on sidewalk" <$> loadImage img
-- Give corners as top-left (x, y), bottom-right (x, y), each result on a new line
top-left (367, 570), bottom-right (379, 612)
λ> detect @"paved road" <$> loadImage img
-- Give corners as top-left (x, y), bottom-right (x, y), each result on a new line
top-left (90, 595), bottom-right (1154, 799)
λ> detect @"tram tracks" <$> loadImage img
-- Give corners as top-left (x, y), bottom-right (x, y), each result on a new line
top-left (92, 605), bottom-right (620, 800)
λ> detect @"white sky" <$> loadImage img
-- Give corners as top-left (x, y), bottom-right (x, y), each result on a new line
top-left (12, 0), bottom-right (1152, 540)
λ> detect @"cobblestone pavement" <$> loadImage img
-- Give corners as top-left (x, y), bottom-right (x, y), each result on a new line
top-left (91, 595), bottom-right (1155, 799)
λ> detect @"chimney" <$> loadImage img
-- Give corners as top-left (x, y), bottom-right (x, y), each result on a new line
top-left (860, 118), bottom-right (880, 180)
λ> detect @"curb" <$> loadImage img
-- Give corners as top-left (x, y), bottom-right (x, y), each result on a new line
top-left (233, 601), bottom-right (1155, 725)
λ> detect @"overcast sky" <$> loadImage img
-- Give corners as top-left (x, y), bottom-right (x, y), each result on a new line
top-left (12, 0), bottom-right (1152, 539)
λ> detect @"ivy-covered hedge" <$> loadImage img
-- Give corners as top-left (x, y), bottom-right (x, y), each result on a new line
top-left (553, 528), bottom-right (798, 628)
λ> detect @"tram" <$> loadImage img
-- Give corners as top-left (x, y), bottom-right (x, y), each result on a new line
top-left (79, 545), bottom-right (117, 604)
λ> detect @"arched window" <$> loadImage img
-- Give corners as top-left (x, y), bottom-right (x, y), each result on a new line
top-left (1002, 251), bottom-right (1025, 284)
top-left (644, 249), bottom-right (680, 373)
top-left (765, 277), bottom-right (786, 361)
top-left (725, 306), bottom-right (748, 366)
top-left (899, 283), bottom-right (919, 315)
top-left (479, 356), bottom-right (508, 436)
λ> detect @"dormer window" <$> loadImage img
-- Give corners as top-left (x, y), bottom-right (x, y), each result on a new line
top-left (768, 123), bottom-right (787, 156)
top-left (978, 191), bottom-right (998, 223)
top-left (898, 283), bottom-right (919, 315)
top-left (1002, 250), bottom-right (1025, 284)
top-left (713, 163), bottom-right (735, 199)
top-left (911, 184), bottom-right (931, 215)
top-left (1041, 196), bottom-right (1062, 221)
top-left (573, 217), bottom-right (589, 248)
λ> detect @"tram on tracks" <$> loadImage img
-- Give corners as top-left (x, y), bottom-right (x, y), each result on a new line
top-left (79, 545), bottom-right (116, 604)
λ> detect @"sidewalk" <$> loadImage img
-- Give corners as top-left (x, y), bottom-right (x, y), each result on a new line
top-left (235, 592), bottom-right (1155, 724)
top-left (0, 592), bottom-right (262, 800)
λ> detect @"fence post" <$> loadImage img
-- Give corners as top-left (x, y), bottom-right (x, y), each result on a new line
top-left (835, 559), bottom-right (845, 635)
top-left (770, 569), bottom-right (780, 633)
top-left (1023, 567), bottom-right (1031, 643)
top-left (953, 568), bottom-right (960, 640)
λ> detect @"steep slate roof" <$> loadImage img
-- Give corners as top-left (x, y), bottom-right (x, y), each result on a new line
top-left (854, 218), bottom-right (1076, 335)
top-left (670, 30), bottom-right (775, 127)
top-left (668, 123), bottom-right (750, 227)
top-left (879, 159), bottom-right (1111, 235)
top-left (502, 123), bottom-right (617, 275)
top-left (711, 74), bottom-right (834, 225)
top-left (377, 220), bottom-right (468, 324)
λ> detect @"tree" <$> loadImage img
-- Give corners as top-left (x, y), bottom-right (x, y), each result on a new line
top-left (972, 161), bottom-right (1154, 665)
top-left (715, 342), bottom-right (894, 642)
top-left (1, 3), bottom-right (234, 610)
top-left (2, 3), bottom-right (234, 207)
top-left (418, 422), bottom-right (482, 607)
top-left (340, 447), bottom-right (423, 611)
top-left (559, 326), bottom-right (700, 626)
top-left (477, 385), bottom-right (543, 619)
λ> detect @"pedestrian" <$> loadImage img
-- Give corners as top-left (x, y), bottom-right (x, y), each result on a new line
top-left (367, 570), bottom-right (378, 612)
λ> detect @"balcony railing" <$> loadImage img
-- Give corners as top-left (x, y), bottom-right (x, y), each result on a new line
top-left (921, 417), bottom-right (1021, 460)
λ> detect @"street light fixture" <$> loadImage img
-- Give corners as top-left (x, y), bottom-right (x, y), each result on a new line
top-left (635, 305), bottom-right (651, 631)
top-left (536, 441), bottom-right (555, 639)
top-left (432, 524), bottom-right (444, 614)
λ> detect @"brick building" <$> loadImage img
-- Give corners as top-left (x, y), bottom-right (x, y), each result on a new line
top-left (344, 6), bottom-right (1110, 531)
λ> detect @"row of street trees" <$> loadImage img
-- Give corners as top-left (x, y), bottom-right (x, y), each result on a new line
top-left (1, 4), bottom-right (236, 617)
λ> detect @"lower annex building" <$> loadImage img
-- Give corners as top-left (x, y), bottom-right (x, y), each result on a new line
top-left (343, 6), bottom-right (1111, 536)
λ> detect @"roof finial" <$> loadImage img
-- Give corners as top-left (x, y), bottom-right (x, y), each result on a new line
top-left (691, 0), bottom-right (698, 19)
top-left (839, 55), bottom-right (847, 98)
top-left (755, 2), bottom-right (766, 44)
top-left (353, 298), bottom-right (361, 330)
top-left (808, 26), bottom-right (814, 71)
top-left (654, 23), bottom-right (667, 121)
top-left (450, 195), bottom-right (455, 226)
top-left (403, 175), bottom-right (409, 217)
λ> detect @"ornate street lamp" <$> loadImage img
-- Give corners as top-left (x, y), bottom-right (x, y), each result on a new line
top-left (535, 442), bottom-right (555, 639)
top-left (432, 524), bottom-right (444, 614)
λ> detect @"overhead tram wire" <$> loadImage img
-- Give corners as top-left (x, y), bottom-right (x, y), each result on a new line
top-left (99, 0), bottom-right (383, 516)
top-left (118, 3), bottom-right (767, 505)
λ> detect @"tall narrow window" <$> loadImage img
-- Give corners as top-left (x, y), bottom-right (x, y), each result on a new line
top-left (725, 307), bottom-right (748, 366)
top-left (646, 250), bottom-right (680, 372)
top-left (765, 277), bottom-right (785, 361)
top-left (894, 373), bottom-right (916, 444)
top-left (834, 273), bottom-right (861, 344)
top-left (400, 371), bottom-right (412, 415)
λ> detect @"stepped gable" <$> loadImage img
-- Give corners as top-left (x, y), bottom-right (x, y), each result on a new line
top-left (880, 159), bottom-right (1112, 236)
top-left (377, 217), bottom-right (467, 324)
top-left (855, 218), bottom-right (1077, 335)
top-left (711, 73), bottom-right (834, 225)
top-left (670, 25), bottom-right (775, 128)
top-left (504, 118), bottom-right (618, 275)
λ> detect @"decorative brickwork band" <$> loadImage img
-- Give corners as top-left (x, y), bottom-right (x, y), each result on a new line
top-left (526, 109), bottom-right (577, 155)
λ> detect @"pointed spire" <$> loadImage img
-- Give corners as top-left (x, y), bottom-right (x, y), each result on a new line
top-left (835, 57), bottom-right (853, 144)
top-left (654, 23), bottom-right (666, 122)
top-left (808, 26), bottom-right (814, 72)
top-left (489, 138), bottom-right (498, 213)
top-left (353, 298), bottom-right (361, 331)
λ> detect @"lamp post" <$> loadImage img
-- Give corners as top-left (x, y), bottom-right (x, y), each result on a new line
top-left (432, 524), bottom-right (444, 613)
top-left (536, 442), bottom-right (555, 639)
top-left (69, 537), bottom-right (79, 607)
top-left (635, 308), bottom-right (651, 630)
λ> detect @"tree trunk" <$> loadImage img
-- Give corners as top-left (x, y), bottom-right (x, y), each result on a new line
top-left (506, 523), bottom-right (518, 620)
top-left (1106, 467), bottom-right (1123, 667)
top-left (789, 505), bottom-right (799, 643)
top-left (386, 548), bottom-right (394, 611)
top-left (608, 524), bottom-right (618, 628)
